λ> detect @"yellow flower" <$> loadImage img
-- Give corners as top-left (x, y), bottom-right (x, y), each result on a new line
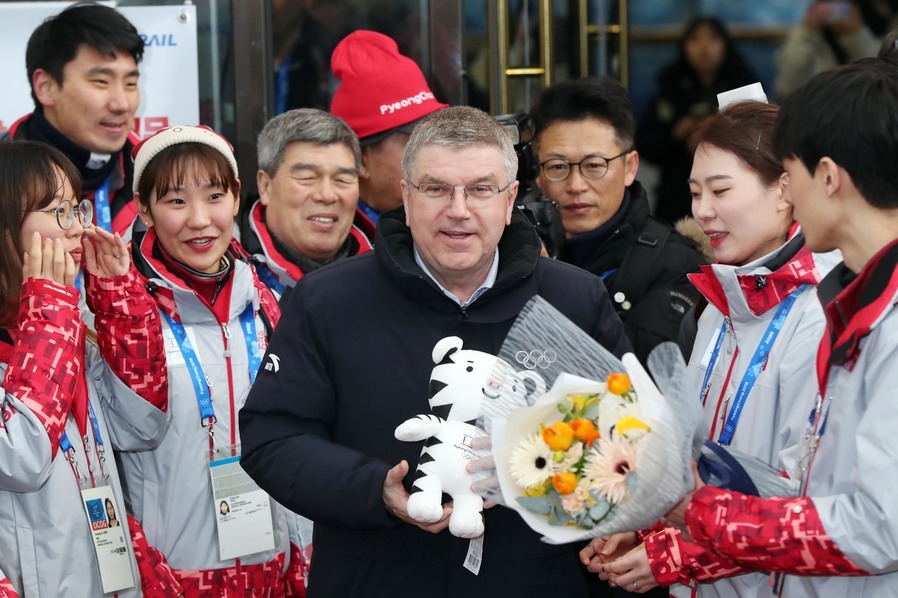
top-left (542, 421), bottom-right (575, 451)
top-left (616, 416), bottom-right (650, 437)
top-left (552, 472), bottom-right (578, 495)
top-left (607, 373), bottom-right (632, 396)
top-left (569, 418), bottom-right (600, 447)
top-left (566, 393), bottom-right (589, 413)
top-left (524, 480), bottom-right (551, 496)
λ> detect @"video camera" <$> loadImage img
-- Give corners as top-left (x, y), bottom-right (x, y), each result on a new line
top-left (496, 113), bottom-right (565, 259)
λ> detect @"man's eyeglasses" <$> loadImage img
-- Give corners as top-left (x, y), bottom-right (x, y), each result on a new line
top-left (539, 149), bottom-right (632, 182)
top-left (32, 199), bottom-right (94, 230)
top-left (406, 181), bottom-right (513, 206)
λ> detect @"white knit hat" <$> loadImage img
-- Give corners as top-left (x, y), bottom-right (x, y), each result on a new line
top-left (131, 125), bottom-right (239, 193)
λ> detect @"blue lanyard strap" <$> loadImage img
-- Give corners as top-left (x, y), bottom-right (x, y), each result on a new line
top-left (161, 311), bottom-right (215, 425)
top-left (94, 174), bottom-right (113, 232)
top-left (161, 304), bottom-right (259, 423)
top-left (239, 304), bottom-right (262, 384)
top-left (254, 262), bottom-right (285, 294)
top-left (699, 321), bottom-right (728, 406)
top-left (60, 399), bottom-right (104, 453)
top-left (717, 285), bottom-right (808, 445)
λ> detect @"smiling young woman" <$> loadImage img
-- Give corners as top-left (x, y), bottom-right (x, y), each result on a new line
top-left (124, 125), bottom-right (300, 596)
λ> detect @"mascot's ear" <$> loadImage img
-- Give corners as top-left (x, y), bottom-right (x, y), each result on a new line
top-left (519, 370), bottom-right (547, 400)
top-left (432, 336), bottom-right (464, 365)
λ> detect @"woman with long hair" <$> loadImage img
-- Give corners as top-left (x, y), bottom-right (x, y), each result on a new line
top-left (0, 140), bottom-right (169, 596)
top-left (636, 16), bottom-right (759, 225)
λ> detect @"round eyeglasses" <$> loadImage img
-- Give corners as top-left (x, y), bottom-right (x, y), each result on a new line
top-left (32, 199), bottom-right (94, 230)
top-left (406, 180), bottom-right (513, 206)
top-left (539, 149), bottom-right (632, 182)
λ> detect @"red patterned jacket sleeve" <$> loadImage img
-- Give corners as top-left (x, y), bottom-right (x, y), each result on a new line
top-left (86, 267), bottom-right (168, 411)
top-left (0, 576), bottom-right (19, 598)
top-left (2, 279), bottom-right (83, 457)
top-left (644, 526), bottom-right (754, 587)
top-left (685, 485), bottom-right (868, 576)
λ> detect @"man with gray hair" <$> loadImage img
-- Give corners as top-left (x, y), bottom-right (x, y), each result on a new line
top-left (240, 105), bottom-right (631, 596)
top-left (238, 107), bottom-right (372, 301)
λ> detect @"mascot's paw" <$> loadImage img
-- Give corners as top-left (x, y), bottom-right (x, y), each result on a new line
top-left (449, 510), bottom-right (484, 539)
top-left (406, 494), bottom-right (444, 523)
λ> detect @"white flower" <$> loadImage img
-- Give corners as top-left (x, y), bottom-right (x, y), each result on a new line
top-left (584, 436), bottom-right (638, 504)
top-left (509, 433), bottom-right (554, 488)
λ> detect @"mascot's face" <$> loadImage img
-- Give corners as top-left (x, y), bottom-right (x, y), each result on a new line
top-left (429, 348), bottom-right (497, 424)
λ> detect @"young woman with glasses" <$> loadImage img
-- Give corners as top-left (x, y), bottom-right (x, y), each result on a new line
top-left (0, 141), bottom-right (170, 597)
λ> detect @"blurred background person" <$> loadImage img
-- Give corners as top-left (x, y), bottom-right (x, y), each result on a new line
top-left (775, 0), bottom-right (897, 97)
top-left (635, 17), bottom-right (758, 226)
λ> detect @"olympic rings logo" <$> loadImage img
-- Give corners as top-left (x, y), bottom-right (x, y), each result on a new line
top-left (515, 349), bottom-right (557, 370)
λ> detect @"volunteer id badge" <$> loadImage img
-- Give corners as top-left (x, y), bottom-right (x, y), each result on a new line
top-left (210, 456), bottom-right (276, 560)
top-left (81, 486), bottom-right (134, 593)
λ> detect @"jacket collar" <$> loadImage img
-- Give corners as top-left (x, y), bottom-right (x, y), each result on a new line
top-left (816, 237), bottom-right (898, 392)
top-left (689, 229), bottom-right (819, 318)
top-left (374, 206), bottom-right (542, 318)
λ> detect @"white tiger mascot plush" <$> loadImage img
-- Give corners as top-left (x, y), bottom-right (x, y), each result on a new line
top-left (394, 336), bottom-right (545, 538)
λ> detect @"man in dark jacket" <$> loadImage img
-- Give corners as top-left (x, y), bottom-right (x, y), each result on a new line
top-left (531, 77), bottom-right (706, 365)
top-left (240, 106), bottom-right (631, 597)
top-left (238, 108), bottom-right (372, 304)
top-left (3, 3), bottom-right (144, 235)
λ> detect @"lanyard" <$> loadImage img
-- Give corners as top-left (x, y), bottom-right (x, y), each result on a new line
top-left (702, 285), bottom-right (808, 446)
top-left (254, 262), bottom-right (285, 294)
top-left (356, 200), bottom-right (379, 224)
top-left (94, 174), bottom-right (113, 233)
top-left (60, 400), bottom-right (107, 487)
top-left (161, 304), bottom-right (261, 424)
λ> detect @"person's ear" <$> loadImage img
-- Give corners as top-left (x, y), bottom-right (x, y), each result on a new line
top-left (257, 170), bottom-right (272, 206)
top-left (134, 193), bottom-right (154, 227)
top-left (32, 69), bottom-right (59, 107)
top-left (232, 180), bottom-right (241, 216)
top-left (359, 146), bottom-right (372, 181)
top-left (817, 157), bottom-right (842, 196)
top-left (400, 178), bottom-right (411, 226)
top-left (774, 171), bottom-right (791, 213)
top-left (623, 150), bottom-right (639, 187)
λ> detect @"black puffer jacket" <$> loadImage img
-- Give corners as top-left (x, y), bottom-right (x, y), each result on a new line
top-left (560, 182), bottom-right (706, 364)
top-left (240, 207), bottom-right (631, 598)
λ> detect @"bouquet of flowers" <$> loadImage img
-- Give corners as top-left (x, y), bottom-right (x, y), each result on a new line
top-left (507, 371), bottom-right (651, 531)
top-left (488, 296), bottom-right (704, 544)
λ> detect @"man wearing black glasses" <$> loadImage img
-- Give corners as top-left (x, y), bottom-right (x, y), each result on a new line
top-left (531, 77), bottom-right (706, 365)
top-left (241, 106), bottom-right (632, 597)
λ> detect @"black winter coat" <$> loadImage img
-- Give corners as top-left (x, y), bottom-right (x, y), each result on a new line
top-left (240, 208), bottom-right (631, 597)
top-left (560, 182), bottom-right (705, 364)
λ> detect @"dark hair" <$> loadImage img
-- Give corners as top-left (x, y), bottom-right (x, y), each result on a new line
top-left (136, 144), bottom-right (240, 208)
top-left (26, 2), bottom-right (144, 106)
top-left (0, 141), bottom-right (83, 326)
top-left (773, 60), bottom-right (898, 209)
top-left (530, 77), bottom-right (635, 149)
top-left (671, 17), bottom-right (757, 88)
top-left (690, 101), bottom-right (782, 187)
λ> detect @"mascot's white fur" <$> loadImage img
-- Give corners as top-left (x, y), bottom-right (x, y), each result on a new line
top-left (394, 336), bottom-right (545, 538)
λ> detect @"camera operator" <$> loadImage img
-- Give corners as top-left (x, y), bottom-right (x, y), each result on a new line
top-left (530, 77), bottom-right (706, 364)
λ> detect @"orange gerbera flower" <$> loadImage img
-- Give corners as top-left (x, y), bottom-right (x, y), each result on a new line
top-left (541, 421), bottom-right (575, 451)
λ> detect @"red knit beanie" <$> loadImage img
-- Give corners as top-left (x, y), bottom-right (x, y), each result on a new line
top-left (330, 30), bottom-right (448, 141)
